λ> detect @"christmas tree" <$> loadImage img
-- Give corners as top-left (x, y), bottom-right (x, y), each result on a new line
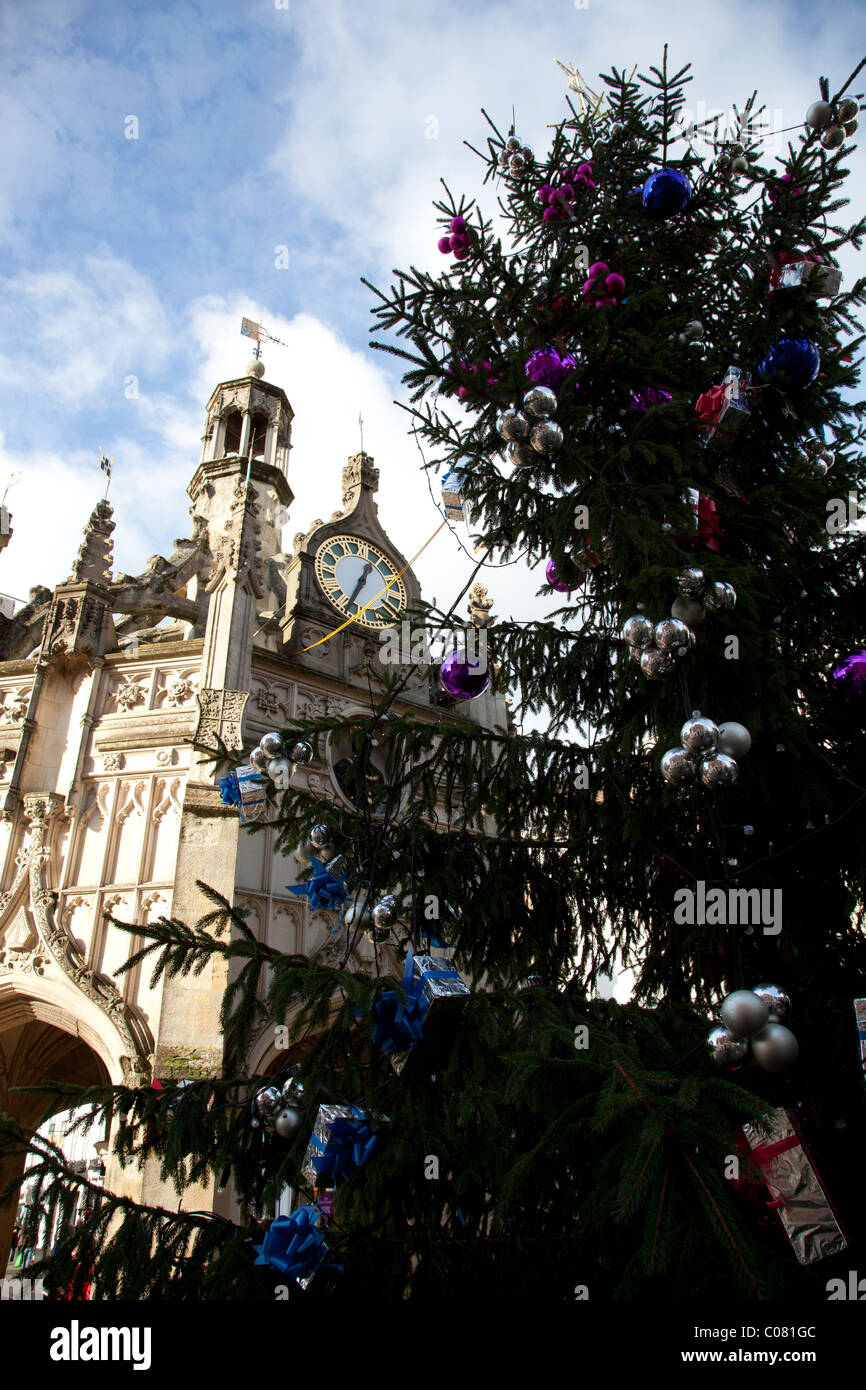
top-left (3, 49), bottom-right (866, 1305)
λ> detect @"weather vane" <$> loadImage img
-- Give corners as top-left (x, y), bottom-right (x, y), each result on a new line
top-left (97, 450), bottom-right (113, 500)
top-left (240, 316), bottom-right (289, 361)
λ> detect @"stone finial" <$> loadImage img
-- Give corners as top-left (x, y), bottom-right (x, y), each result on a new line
top-left (342, 452), bottom-right (379, 509)
top-left (69, 500), bottom-right (115, 584)
top-left (467, 582), bottom-right (494, 627)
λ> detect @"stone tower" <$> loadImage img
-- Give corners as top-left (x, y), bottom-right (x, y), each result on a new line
top-left (0, 359), bottom-right (508, 1253)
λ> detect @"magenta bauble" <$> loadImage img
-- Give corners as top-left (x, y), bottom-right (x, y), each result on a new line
top-left (439, 651), bottom-right (490, 701)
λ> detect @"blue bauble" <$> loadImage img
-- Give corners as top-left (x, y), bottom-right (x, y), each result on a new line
top-left (758, 336), bottom-right (820, 392)
top-left (642, 168), bottom-right (692, 217)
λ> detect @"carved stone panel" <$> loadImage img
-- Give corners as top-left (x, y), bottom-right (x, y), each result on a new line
top-left (194, 688), bottom-right (249, 753)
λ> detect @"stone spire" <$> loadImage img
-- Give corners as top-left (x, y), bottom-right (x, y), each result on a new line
top-left (342, 452), bottom-right (379, 511)
top-left (69, 500), bottom-right (115, 584)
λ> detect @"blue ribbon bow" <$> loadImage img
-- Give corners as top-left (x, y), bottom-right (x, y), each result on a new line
top-left (287, 857), bottom-right (348, 912)
top-left (253, 1206), bottom-right (328, 1280)
top-left (309, 1109), bottom-right (383, 1182)
top-left (372, 950), bottom-right (462, 1061)
top-left (219, 772), bottom-right (241, 806)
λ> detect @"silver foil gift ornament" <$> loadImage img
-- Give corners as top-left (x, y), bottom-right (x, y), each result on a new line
top-left (735, 1107), bottom-right (848, 1266)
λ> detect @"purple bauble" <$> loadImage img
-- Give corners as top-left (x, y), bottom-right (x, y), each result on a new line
top-left (832, 650), bottom-right (866, 703)
top-left (545, 557), bottom-right (585, 593)
top-left (524, 346), bottom-right (579, 394)
top-left (439, 650), bottom-right (490, 701)
top-left (630, 386), bottom-right (673, 412)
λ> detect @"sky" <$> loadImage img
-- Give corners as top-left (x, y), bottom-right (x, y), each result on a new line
top-left (0, 0), bottom-right (863, 634)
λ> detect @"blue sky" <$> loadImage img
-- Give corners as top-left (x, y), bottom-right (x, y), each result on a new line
top-left (0, 0), bottom-right (863, 623)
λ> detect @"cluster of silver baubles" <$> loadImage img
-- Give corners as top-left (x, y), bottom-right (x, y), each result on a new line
top-left (622, 611), bottom-right (696, 681)
top-left (661, 712), bottom-right (752, 790)
top-left (806, 95), bottom-right (860, 149)
top-left (706, 986), bottom-right (799, 1073)
top-left (670, 566), bottom-right (737, 630)
top-left (249, 731), bottom-right (314, 787)
top-left (793, 435), bottom-right (836, 478)
top-left (497, 134), bottom-right (534, 175)
top-left (252, 1071), bottom-right (305, 1141)
top-left (497, 387), bottom-right (564, 468)
top-left (344, 890), bottom-right (402, 945)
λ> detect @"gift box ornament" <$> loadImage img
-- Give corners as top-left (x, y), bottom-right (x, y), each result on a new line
top-left (372, 948), bottom-right (470, 1074)
top-left (301, 1104), bottom-right (386, 1186)
top-left (234, 765), bottom-right (267, 824)
top-left (771, 254), bottom-right (842, 300)
top-left (441, 469), bottom-right (465, 522)
top-left (695, 366), bottom-right (751, 448)
top-left (734, 1107), bottom-right (848, 1266)
top-left (253, 1206), bottom-right (341, 1293)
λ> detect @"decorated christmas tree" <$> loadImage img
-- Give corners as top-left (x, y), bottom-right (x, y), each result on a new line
top-left (3, 49), bottom-right (866, 1305)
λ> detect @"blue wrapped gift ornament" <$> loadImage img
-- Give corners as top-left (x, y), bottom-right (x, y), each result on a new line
top-left (254, 1206), bottom-right (329, 1281)
top-left (235, 765), bottom-right (267, 824)
top-left (441, 468), bottom-right (465, 522)
top-left (301, 1104), bottom-right (386, 1186)
top-left (373, 949), bottom-right (470, 1075)
top-left (287, 856), bottom-right (348, 912)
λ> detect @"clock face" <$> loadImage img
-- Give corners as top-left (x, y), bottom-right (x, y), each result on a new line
top-left (314, 534), bottom-right (407, 629)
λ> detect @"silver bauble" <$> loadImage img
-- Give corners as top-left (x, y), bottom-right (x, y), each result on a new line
top-left (836, 98), bottom-right (859, 123)
top-left (640, 646), bottom-right (674, 679)
top-left (680, 715), bottom-right (720, 754)
top-left (260, 731), bottom-right (285, 759)
top-left (806, 100), bottom-right (833, 130)
top-left (706, 1024), bottom-right (749, 1070)
top-left (294, 839), bottom-right (313, 864)
top-left (683, 319), bottom-right (704, 341)
top-left (289, 740), bottom-right (314, 765)
top-left (249, 746), bottom-right (270, 773)
top-left (699, 752), bottom-right (739, 788)
top-left (344, 894), bottom-right (372, 928)
top-left (731, 156), bottom-right (748, 173)
top-left (729, 142), bottom-right (745, 157)
top-left (497, 408), bottom-right (530, 442)
top-left (507, 441), bottom-right (536, 468)
top-left (309, 824), bottom-right (331, 850)
top-left (267, 757), bottom-right (292, 785)
top-left (509, 153), bottom-right (526, 173)
top-left (676, 566), bottom-right (705, 597)
top-left (530, 420), bottom-right (564, 453)
top-left (372, 894), bottom-right (399, 929)
top-left (703, 580), bottom-right (737, 612)
top-left (844, 117), bottom-right (859, 136)
top-left (821, 125), bottom-right (845, 149)
top-left (661, 746), bottom-right (698, 786)
top-left (608, 121), bottom-right (624, 138)
top-left (498, 151), bottom-right (510, 168)
top-left (521, 147), bottom-right (533, 162)
top-left (720, 989), bottom-right (769, 1038)
top-left (751, 1023), bottom-right (799, 1072)
top-left (254, 1085), bottom-right (283, 1129)
top-left (621, 613), bottom-right (655, 649)
top-left (274, 1105), bottom-right (303, 1141)
top-left (717, 721), bottom-right (751, 759)
top-left (506, 136), bottom-right (522, 152)
top-left (751, 983), bottom-right (792, 1026)
top-left (522, 385), bottom-right (558, 420)
top-left (716, 153), bottom-right (732, 173)
top-left (810, 459), bottom-right (828, 478)
top-left (654, 617), bottom-right (693, 656)
top-left (671, 595), bottom-right (706, 628)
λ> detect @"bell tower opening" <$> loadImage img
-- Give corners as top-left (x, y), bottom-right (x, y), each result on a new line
top-left (223, 409), bottom-right (243, 457)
